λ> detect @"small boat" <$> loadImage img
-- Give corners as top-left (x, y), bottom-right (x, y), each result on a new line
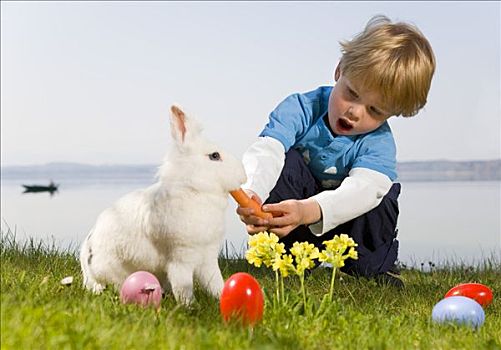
top-left (22, 181), bottom-right (59, 194)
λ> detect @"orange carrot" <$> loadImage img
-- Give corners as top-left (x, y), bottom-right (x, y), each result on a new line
top-left (230, 188), bottom-right (273, 220)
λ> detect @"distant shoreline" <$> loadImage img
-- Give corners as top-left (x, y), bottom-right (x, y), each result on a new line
top-left (1, 159), bottom-right (500, 182)
top-left (396, 159), bottom-right (501, 182)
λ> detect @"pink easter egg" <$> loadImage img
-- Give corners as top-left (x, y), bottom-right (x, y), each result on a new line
top-left (120, 271), bottom-right (163, 308)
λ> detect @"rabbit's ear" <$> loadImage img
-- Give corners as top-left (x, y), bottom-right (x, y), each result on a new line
top-left (170, 105), bottom-right (187, 144)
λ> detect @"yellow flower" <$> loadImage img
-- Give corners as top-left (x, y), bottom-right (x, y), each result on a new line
top-left (346, 246), bottom-right (358, 260)
top-left (246, 231), bottom-right (286, 268)
top-left (290, 242), bottom-right (320, 275)
top-left (319, 234), bottom-right (358, 268)
top-left (245, 249), bottom-right (262, 267)
top-left (248, 232), bottom-right (268, 248)
top-left (332, 254), bottom-right (345, 268)
top-left (319, 234), bottom-right (359, 302)
top-left (273, 242), bottom-right (286, 256)
top-left (338, 234), bottom-right (354, 249)
top-left (272, 253), bottom-right (295, 277)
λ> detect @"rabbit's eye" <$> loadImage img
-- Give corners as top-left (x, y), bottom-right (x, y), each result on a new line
top-left (208, 152), bottom-right (221, 161)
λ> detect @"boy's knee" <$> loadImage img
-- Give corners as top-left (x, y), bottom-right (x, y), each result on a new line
top-left (385, 183), bottom-right (401, 201)
top-left (368, 182), bottom-right (401, 229)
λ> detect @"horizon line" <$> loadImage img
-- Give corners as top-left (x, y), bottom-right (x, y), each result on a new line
top-left (2, 158), bottom-right (501, 168)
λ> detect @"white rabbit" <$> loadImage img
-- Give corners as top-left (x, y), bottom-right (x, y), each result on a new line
top-left (79, 105), bottom-right (246, 305)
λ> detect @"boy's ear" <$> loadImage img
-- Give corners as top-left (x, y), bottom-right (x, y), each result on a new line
top-left (334, 64), bottom-right (341, 81)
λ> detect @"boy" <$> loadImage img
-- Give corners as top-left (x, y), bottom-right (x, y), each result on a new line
top-left (236, 15), bottom-right (436, 286)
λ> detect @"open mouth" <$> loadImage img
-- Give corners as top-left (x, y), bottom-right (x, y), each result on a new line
top-left (337, 118), bottom-right (353, 132)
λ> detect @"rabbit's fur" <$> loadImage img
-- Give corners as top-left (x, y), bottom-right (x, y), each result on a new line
top-left (80, 105), bottom-right (246, 304)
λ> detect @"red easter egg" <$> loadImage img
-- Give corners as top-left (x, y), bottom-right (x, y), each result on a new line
top-left (444, 283), bottom-right (493, 307)
top-left (220, 272), bottom-right (264, 326)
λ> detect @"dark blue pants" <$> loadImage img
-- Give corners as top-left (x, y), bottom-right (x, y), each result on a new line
top-left (265, 149), bottom-right (400, 278)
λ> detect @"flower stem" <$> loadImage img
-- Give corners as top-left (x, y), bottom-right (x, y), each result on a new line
top-left (300, 273), bottom-right (307, 311)
top-left (329, 267), bottom-right (337, 303)
top-left (280, 275), bottom-right (285, 305)
top-left (275, 269), bottom-right (280, 306)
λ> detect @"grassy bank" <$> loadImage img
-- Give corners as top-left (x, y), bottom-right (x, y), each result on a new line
top-left (1, 233), bottom-right (500, 350)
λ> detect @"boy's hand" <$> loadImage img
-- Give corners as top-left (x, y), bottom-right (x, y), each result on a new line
top-left (236, 190), bottom-right (271, 235)
top-left (262, 198), bottom-right (322, 238)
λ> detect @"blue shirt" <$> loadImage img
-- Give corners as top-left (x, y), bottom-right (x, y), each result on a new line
top-left (259, 86), bottom-right (397, 187)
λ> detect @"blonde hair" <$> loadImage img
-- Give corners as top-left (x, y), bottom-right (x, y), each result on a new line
top-left (339, 15), bottom-right (436, 117)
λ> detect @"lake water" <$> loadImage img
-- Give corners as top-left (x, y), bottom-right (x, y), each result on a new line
top-left (1, 175), bottom-right (500, 267)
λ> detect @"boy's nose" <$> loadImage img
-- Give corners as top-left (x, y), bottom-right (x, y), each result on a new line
top-left (346, 106), bottom-right (360, 121)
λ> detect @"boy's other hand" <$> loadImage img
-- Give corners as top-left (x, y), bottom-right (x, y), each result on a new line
top-left (236, 190), bottom-right (271, 235)
top-left (262, 198), bottom-right (321, 238)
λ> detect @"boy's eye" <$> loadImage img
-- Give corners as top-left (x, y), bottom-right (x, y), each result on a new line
top-left (208, 152), bottom-right (221, 161)
top-left (347, 87), bottom-right (359, 98)
top-left (369, 106), bottom-right (383, 116)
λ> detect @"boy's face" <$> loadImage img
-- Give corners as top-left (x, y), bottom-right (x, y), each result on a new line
top-left (328, 67), bottom-right (393, 136)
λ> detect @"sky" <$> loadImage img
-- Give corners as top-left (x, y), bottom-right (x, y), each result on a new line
top-left (1, 1), bottom-right (500, 166)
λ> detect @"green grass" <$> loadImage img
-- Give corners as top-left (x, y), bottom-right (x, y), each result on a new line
top-left (1, 232), bottom-right (500, 350)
